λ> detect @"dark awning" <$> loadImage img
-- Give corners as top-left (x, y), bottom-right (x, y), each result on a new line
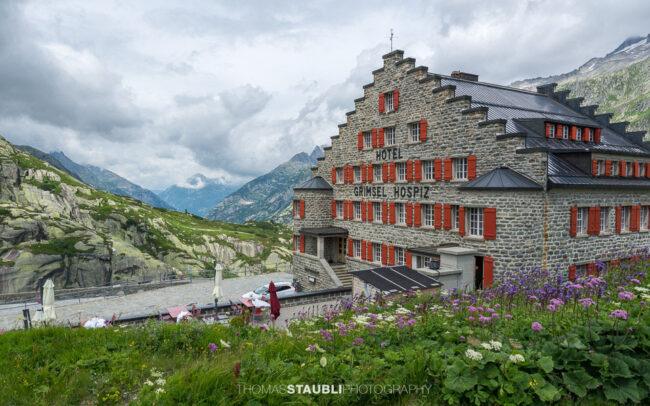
top-left (458, 166), bottom-right (543, 191)
top-left (293, 176), bottom-right (333, 191)
top-left (350, 265), bottom-right (441, 294)
top-left (406, 243), bottom-right (458, 257)
top-left (299, 227), bottom-right (348, 237)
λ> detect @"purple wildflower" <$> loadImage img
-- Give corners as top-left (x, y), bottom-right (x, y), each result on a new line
top-left (380, 342), bottom-right (387, 348)
top-left (505, 314), bottom-right (513, 319)
top-left (259, 325), bottom-right (269, 332)
top-left (208, 343), bottom-right (218, 352)
top-left (468, 316), bottom-right (475, 322)
top-left (531, 322), bottom-right (543, 331)
top-left (578, 298), bottom-right (595, 308)
top-left (618, 291), bottom-right (636, 301)
top-left (609, 310), bottom-right (628, 320)
top-left (353, 338), bottom-right (364, 346)
top-left (468, 306), bottom-right (477, 313)
top-left (547, 305), bottom-right (557, 312)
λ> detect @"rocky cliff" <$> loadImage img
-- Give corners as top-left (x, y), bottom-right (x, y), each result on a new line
top-left (0, 136), bottom-right (291, 293)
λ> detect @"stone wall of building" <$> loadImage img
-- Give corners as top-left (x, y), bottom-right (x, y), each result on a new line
top-left (293, 252), bottom-right (339, 292)
top-left (294, 190), bottom-right (333, 230)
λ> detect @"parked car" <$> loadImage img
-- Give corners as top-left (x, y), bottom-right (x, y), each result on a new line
top-left (242, 281), bottom-right (298, 301)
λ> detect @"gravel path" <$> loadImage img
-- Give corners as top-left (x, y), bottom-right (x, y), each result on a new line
top-left (0, 272), bottom-right (293, 331)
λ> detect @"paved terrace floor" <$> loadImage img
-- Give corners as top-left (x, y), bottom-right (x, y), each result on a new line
top-left (0, 272), bottom-right (295, 331)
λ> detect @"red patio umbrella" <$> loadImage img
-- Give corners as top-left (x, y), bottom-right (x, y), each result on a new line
top-left (268, 281), bottom-right (281, 321)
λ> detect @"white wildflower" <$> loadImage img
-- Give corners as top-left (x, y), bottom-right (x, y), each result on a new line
top-left (144, 380), bottom-right (154, 386)
top-left (395, 307), bottom-right (410, 314)
top-left (480, 343), bottom-right (493, 350)
top-left (509, 354), bottom-right (525, 363)
top-left (150, 369), bottom-right (164, 378)
top-left (155, 378), bottom-right (166, 386)
top-left (465, 349), bottom-right (483, 361)
top-left (220, 339), bottom-right (230, 348)
top-left (315, 344), bottom-right (326, 353)
top-left (489, 340), bottom-right (503, 351)
top-left (155, 388), bottom-right (165, 394)
top-left (320, 356), bottom-right (327, 367)
top-left (286, 330), bottom-right (293, 337)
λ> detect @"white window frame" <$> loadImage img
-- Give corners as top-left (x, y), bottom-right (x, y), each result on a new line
top-left (576, 207), bottom-right (588, 235)
top-left (397, 162), bottom-right (407, 181)
top-left (469, 207), bottom-right (484, 237)
top-left (336, 201), bottom-right (344, 219)
top-left (587, 128), bottom-right (594, 142)
top-left (611, 161), bottom-right (619, 176)
top-left (410, 123), bottom-right (420, 142)
top-left (451, 205), bottom-right (459, 230)
top-left (353, 240), bottom-right (361, 258)
top-left (641, 164), bottom-right (646, 178)
top-left (354, 201), bottom-right (362, 220)
top-left (354, 166), bottom-right (362, 183)
top-left (363, 132), bottom-right (372, 149)
top-left (423, 204), bottom-right (434, 227)
top-left (373, 165), bottom-right (382, 183)
top-left (562, 126), bottom-right (569, 139)
top-left (423, 160), bottom-right (435, 181)
top-left (622, 207), bottom-right (631, 231)
top-left (549, 125), bottom-right (556, 137)
top-left (396, 203), bottom-right (406, 225)
top-left (600, 207), bottom-right (609, 233)
top-left (385, 127), bottom-right (396, 146)
top-left (576, 127), bottom-right (582, 140)
top-left (336, 168), bottom-right (344, 184)
top-left (384, 92), bottom-right (394, 112)
top-left (626, 163), bottom-right (633, 177)
top-left (293, 200), bottom-right (300, 218)
top-left (373, 202), bottom-right (382, 222)
top-left (395, 247), bottom-right (406, 265)
top-left (373, 243), bottom-right (382, 264)
top-left (453, 158), bottom-right (468, 180)
top-left (642, 206), bottom-right (649, 231)
top-left (597, 160), bottom-right (603, 175)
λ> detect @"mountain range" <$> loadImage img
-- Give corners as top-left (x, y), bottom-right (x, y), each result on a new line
top-left (156, 174), bottom-right (240, 217)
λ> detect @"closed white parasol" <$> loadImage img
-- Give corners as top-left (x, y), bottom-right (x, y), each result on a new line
top-left (42, 279), bottom-right (56, 322)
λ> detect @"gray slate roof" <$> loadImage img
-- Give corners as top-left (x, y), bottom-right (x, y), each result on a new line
top-left (350, 265), bottom-right (441, 294)
top-left (548, 153), bottom-right (650, 190)
top-left (458, 166), bottom-right (543, 191)
top-left (293, 176), bottom-right (333, 191)
top-left (299, 227), bottom-right (348, 237)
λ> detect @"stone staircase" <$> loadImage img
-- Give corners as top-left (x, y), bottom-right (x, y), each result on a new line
top-left (331, 264), bottom-right (352, 287)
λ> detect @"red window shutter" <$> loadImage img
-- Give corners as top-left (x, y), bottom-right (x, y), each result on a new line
top-left (367, 164), bottom-right (373, 183)
top-left (443, 204), bottom-right (451, 230)
top-left (634, 162), bottom-right (640, 177)
top-left (419, 119), bottom-right (427, 141)
top-left (582, 128), bottom-right (590, 142)
top-left (348, 238), bottom-right (353, 257)
top-left (631, 205), bottom-right (641, 231)
top-left (605, 160), bottom-right (611, 176)
top-left (349, 166), bottom-right (354, 183)
top-left (545, 123), bottom-right (552, 138)
top-left (367, 242), bottom-right (373, 262)
top-left (382, 202), bottom-right (388, 223)
top-left (331, 200), bottom-right (336, 218)
top-left (570, 207), bottom-right (577, 237)
top-left (367, 201), bottom-right (373, 222)
top-left (592, 159), bottom-right (598, 176)
top-left (361, 165), bottom-right (367, 183)
top-left (434, 159), bottom-right (442, 181)
top-left (458, 207), bottom-right (465, 236)
top-left (434, 204), bottom-right (442, 229)
top-left (389, 202), bottom-right (396, 224)
top-left (570, 126), bottom-right (577, 140)
top-left (587, 262), bottom-right (596, 277)
top-left (393, 89), bottom-right (399, 110)
top-left (358, 132), bottom-right (363, 150)
top-left (381, 244), bottom-right (387, 265)
top-left (292, 200), bottom-right (295, 217)
top-left (615, 206), bottom-right (622, 232)
top-left (646, 163), bottom-right (650, 178)
top-left (388, 245), bottom-right (395, 265)
top-left (594, 128), bottom-right (601, 142)
top-left (620, 161), bottom-right (626, 177)
top-left (382, 163), bottom-right (388, 182)
top-left (588, 207), bottom-right (597, 235)
top-left (414, 160), bottom-right (422, 181)
top-left (292, 236), bottom-right (295, 251)
top-left (569, 265), bottom-right (576, 281)
top-left (484, 208), bottom-right (497, 239)
top-left (483, 257), bottom-right (494, 288)
top-left (406, 250), bottom-right (412, 268)
top-left (468, 156), bottom-right (477, 180)
top-left (443, 158), bottom-right (452, 181)
top-left (300, 236), bottom-right (305, 253)
top-left (331, 167), bottom-right (336, 183)
top-left (555, 124), bottom-right (563, 139)
top-left (406, 203), bottom-right (413, 226)
top-left (371, 129), bottom-right (377, 148)
top-left (361, 240), bottom-right (366, 260)
top-left (414, 203), bottom-right (421, 227)
top-left (378, 128), bottom-right (385, 147)
top-left (406, 161), bottom-right (413, 181)
top-left (348, 200), bottom-right (354, 220)
top-left (389, 163), bottom-right (396, 182)
top-left (379, 93), bottom-right (385, 113)
top-left (300, 200), bottom-right (305, 218)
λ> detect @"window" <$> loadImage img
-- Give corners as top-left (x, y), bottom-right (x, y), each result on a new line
top-left (373, 202), bottom-right (382, 222)
top-left (451, 205), bottom-right (459, 230)
top-left (423, 204), bottom-right (434, 227)
top-left (576, 127), bottom-right (582, 140)
top-left (353, 240), bottom-right (361, 258)
top-left (293, 200), bottom-right (300, 218)
top-left (562, 126), bottom-right (569, 139)
top-left (293, 235), bottom-right (300, 251)
top-left (641, 164), bottom-right (646, 178)
top-left (373, 243), bottom-right (382, 263)
top-left (453, 158), bottom-right (468, 180)
top-left (549, 125), bottom-right (556, 137)
top-left (384, 92), bottom-right (394, 112)
top-left (385, 127), bottom-right (396, 146)
top-left (642, 206), bottom-right (649, 231)
top-left (468, 208), bottom-right (484, 237)
top-left (622, 207), bottom-right (631, 231)
top-left (373, 164), bottom-right (383, 182)
top-left (395, 247), bottom-right (406, 265)
top-left (423, 160), bottom-right (435, 180)
top-left (626, 163), bottom-right (633, 177)
top-left (409, 123), bottom-right (420, 142)
top-left (600, 207), bottom-right (609, 233)
top-left (336, 168), bottom-right (344, 184)
top-left (363, 132), bottom-right (372, 149)
top-left (354, 166), bottom-right (362, 183)
top-left (336, 201), bottom-right (344, 219)
top-left (611, 161), bottom-right (619, 176)
top-left (587, 128), bottom-right (594, 142)
top-left (397, 162), bottom-right (407, 181)
top-left (576, 207), bottom-right (588, 235)
top-left (417, 256), bottom-right (435, 269)
top-left (396, 203), bottom-right (406, 225)
top-left (597, 160), bottom-right (604, 175)
top-left (354, 202), bottom-right (362, 220)
top-left (576, 264), bottom-right (587, 277)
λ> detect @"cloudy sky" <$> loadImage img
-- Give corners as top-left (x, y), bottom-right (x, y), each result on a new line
top-left (0, 0), bottom-right (648, 190)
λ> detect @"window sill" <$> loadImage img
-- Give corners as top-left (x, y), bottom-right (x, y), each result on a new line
top-left (407, 141), bottom-right (421, 145)
top-left (395, 180), bottom-right (408, 184)
top-left (421, 179), bottom-right (436, 183)
top-left (464, 236), bottom-right (485, 242)
top-left (450, 179), bottom-right (468, 183)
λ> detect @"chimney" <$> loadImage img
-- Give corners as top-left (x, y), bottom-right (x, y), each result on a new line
top-left (451, 71), bottom-right (479, 82)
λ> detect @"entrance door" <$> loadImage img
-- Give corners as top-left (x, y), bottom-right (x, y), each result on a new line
top-left (474, 256), bottom-right (484, 291)
top-left (337, 238), bottom-right (345, 263)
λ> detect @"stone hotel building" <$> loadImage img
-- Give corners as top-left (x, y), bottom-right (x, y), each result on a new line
top-left (291, 50), bottom-right (650, 292)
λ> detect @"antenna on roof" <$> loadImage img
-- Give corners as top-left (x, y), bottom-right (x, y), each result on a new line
top-left (389, 28), bottom-right (397, 51)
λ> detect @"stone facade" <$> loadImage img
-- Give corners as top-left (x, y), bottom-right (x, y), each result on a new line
top-left (292, 49), bottom-right (650, 291)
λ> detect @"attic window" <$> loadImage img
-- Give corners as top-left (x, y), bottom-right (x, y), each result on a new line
top-left (576, 127), bottom-right (582, 140)
top-left (562, 126), bottom-right (569, 139)
top-left (587, 128), bottom-right (594, 142)
top-left (384, 92), bottom-right (394, 112)
top-left (549, 125), bottom-right (556, 137)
